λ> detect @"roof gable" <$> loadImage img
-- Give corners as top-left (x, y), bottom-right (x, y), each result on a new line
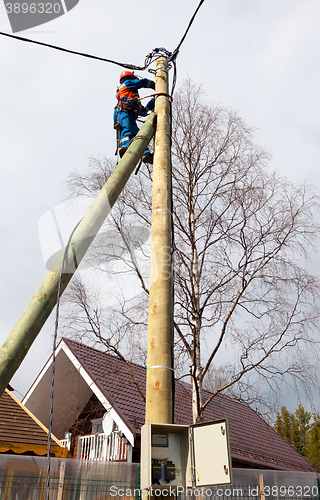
top-left (0, 389), bottom-right (63, 451)
top-left (24, 338), bottom-right (317, 472)
top-left (62, 338), bottom-right (148, 435)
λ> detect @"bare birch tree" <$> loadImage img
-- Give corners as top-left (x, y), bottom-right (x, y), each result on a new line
top-left (61, 79), bottom-right (320, 422)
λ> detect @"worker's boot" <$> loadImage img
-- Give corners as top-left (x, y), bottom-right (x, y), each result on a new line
top-left (119, 146), bottom-right (128, 158)
top-left (142, 152), bottom-right (153, 164)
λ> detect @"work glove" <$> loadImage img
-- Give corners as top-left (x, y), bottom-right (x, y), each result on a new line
top-left (146, 98), bottom-right (155, 112)
top-left (148, 80), bottom-right (155, 90)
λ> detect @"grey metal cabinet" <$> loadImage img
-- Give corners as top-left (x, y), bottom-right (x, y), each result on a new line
top-left (141, 419), bottom-right (232, 491)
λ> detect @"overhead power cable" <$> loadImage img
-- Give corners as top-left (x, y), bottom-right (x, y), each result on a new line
top-left (169, 0), bottom-right (206, 62)
top-left (0, 0), bottom-right (205, 95)
top-left (0, 0), bottom-right (206, 69)
top-left (0, 31), bottom-right (139, 67)
top-left (0, 31), bottom-right (171, 71)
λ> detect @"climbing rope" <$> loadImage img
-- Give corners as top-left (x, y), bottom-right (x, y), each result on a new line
top-left (137, 92), bottom-right (173, 102)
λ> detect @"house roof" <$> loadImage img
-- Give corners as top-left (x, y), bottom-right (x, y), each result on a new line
top-left (24, 338), bottom-right (317, 472)
top-left (0, 389), bottom-right (67, 457)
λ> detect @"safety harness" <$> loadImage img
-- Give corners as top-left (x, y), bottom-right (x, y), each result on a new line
top-left (114, 81), bottom-right (141, 155)
top-left (115, 83), bottom-right (141, 113)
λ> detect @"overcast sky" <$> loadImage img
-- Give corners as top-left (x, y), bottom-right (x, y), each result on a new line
top-left (1, 0), bottom-right (320, 408)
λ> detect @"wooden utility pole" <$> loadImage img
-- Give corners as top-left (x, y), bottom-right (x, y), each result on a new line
top-left (258, 474), bottom-right (266, 500)
top-left (145, 57), bottom-right (173, 424)
top-left (0, 114), bottom-right (156, 398)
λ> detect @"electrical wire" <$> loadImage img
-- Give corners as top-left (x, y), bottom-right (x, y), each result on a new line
top-left (0, 31), bottom-right (142, 68)
top-left (169, 0), bottom-right (206, 63)
top-left (189, 465), bottom-right (200, 482)
top-left (1, 0), bottom-right (205, 86)
top-left (0, 31), bottom-right (172, 72)
top-left (169, 99), bottom-right (175, 424)
top-left (1, 0), bottom-right (205, 97)
top-left (171, 59), bottom-right (178, 95)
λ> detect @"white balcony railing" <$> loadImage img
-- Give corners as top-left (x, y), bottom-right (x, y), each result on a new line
top-left (60, 438), bottom-right (68, 448)
top-left (77, 432), bottom-right (129, 462)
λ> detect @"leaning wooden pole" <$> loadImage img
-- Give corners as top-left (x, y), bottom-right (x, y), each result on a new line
top-left (145, 57), bottom-right (173, 424)
top-left (0, 113), bottom-right (157, 398)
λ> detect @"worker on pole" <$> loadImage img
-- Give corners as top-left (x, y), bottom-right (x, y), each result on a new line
top-left (0, 114), bottom-right (157, 399)
top-left (114, 71), bottom-right (155, 163)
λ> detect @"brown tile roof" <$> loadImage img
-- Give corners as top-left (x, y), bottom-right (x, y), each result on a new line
top-left (62, 338), bottom-right (316, 472)
top-left (0, 389), bottom-right (62, 448)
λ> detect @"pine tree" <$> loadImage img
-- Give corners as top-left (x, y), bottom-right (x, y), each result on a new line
top-left (274, 406), bottom-right (293, 444)
top-left (274, 405), bottom-right (320, 470)
top-left (291, 405), bottom-right (311, 456)
top-left (306, 412), bottom-right (320, 470)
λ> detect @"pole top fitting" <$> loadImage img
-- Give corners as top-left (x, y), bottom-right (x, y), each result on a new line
top-left (155, 66), bottom-right (169, 73)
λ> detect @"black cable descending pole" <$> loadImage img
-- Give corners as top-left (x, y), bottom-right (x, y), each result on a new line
top-left (169, 0), bottom-right (206, 63)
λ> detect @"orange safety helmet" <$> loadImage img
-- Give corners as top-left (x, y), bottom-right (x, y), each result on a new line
top-left (119, 71), bottom-right (137, 84)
